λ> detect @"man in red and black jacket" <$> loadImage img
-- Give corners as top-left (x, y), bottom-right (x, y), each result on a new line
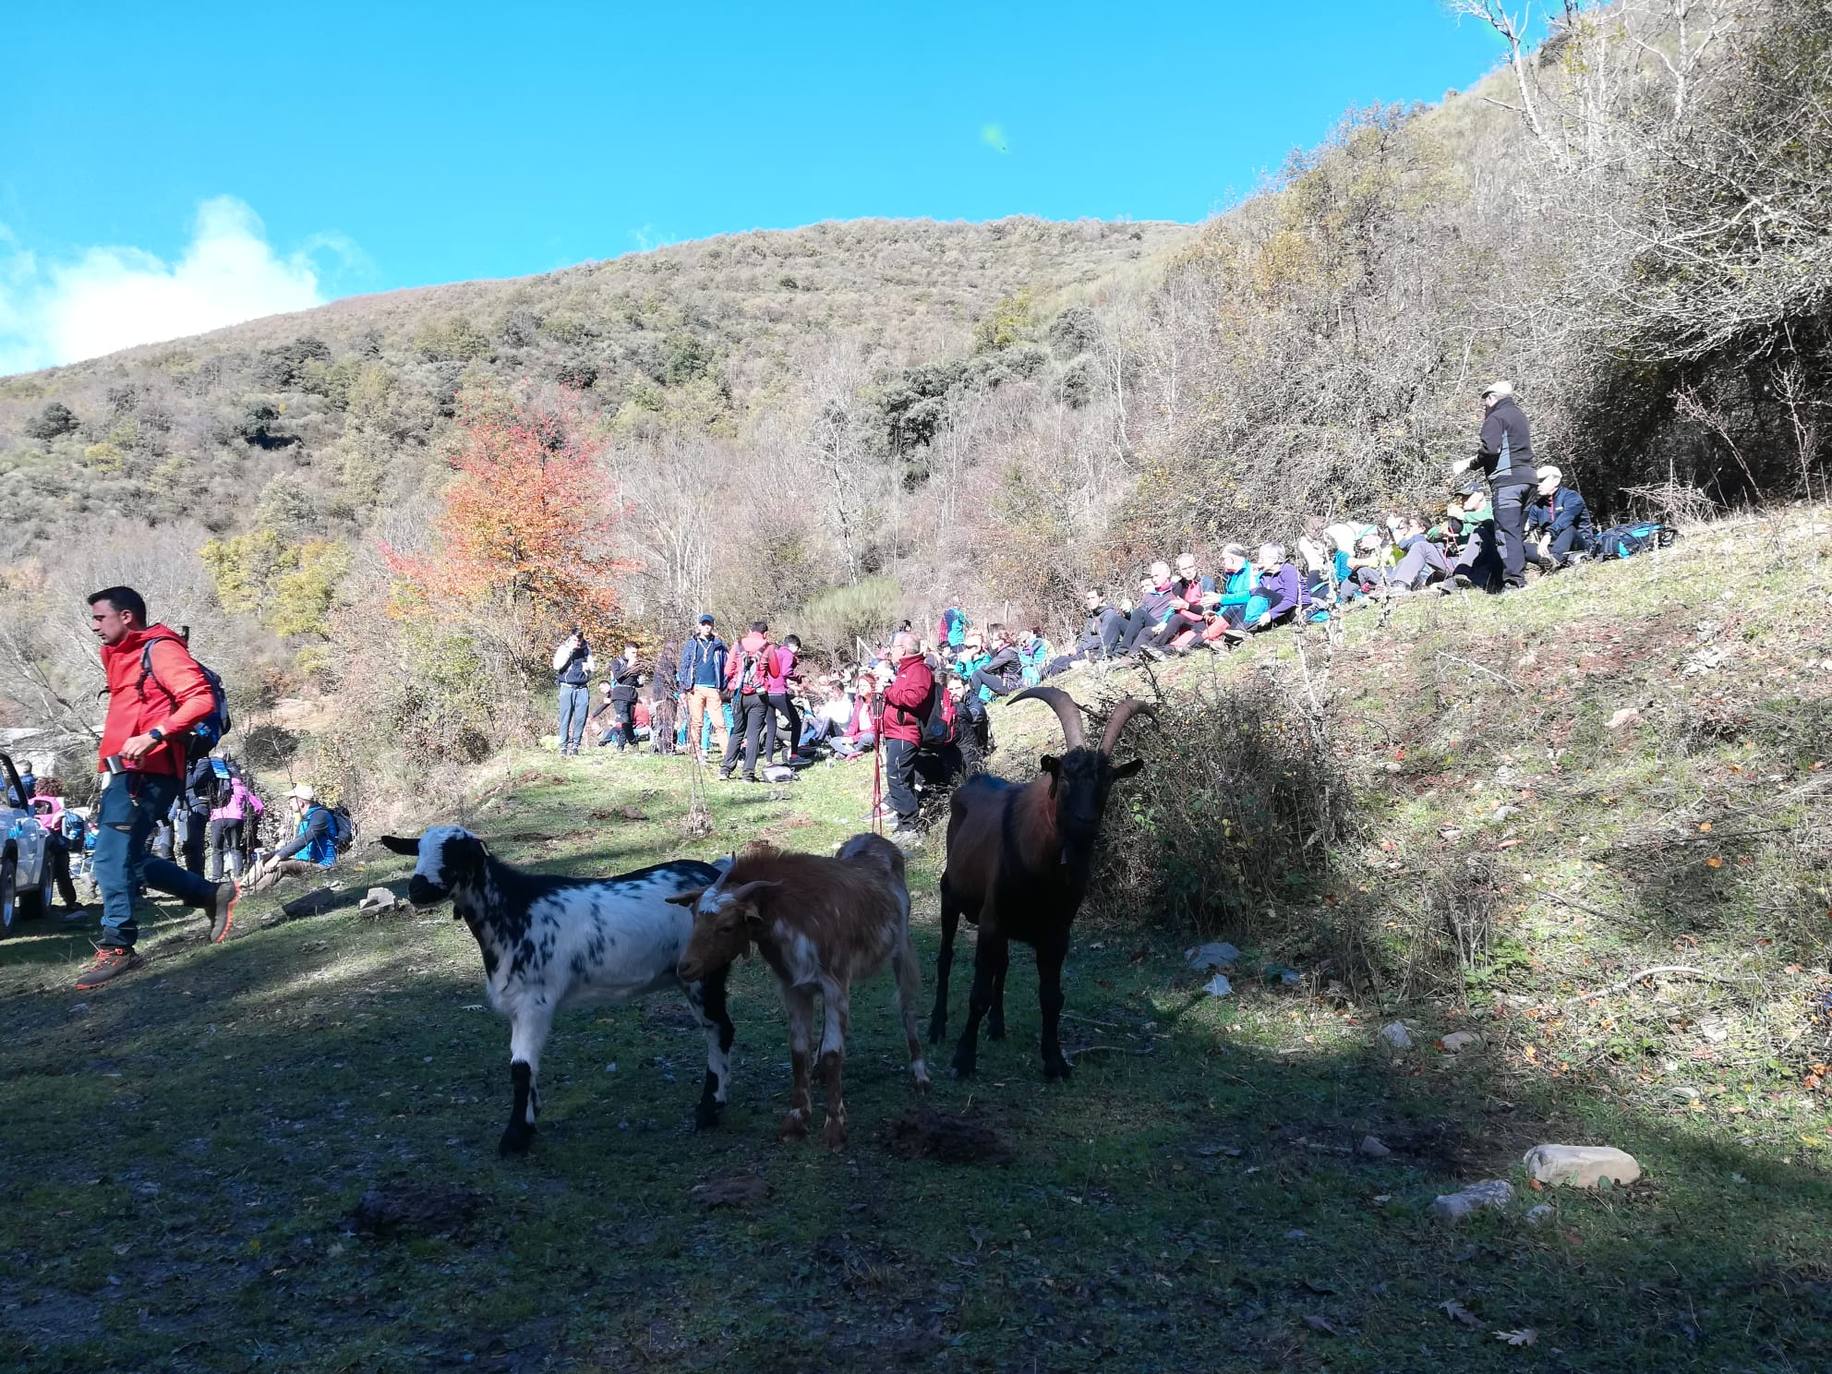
top-left (878, 631), bottom-right (934, 839)
top-left (76, 586), bottom-right (238, 990)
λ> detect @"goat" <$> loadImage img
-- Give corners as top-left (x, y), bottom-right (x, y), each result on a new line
top-left (671, 833), bottom-right (927, 1149)
top-left (379, 827), bottom-right (736, 1155)
top-left (928, 688), bottom-right (1151, 1080)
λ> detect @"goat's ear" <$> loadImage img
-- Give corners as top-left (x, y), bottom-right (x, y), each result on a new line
top-left (665, 889), bottom-right (704, 908)
top-left (1040, 755), bottom-right (1061, 778)
top-left (1110, 757), bottom-right (1145, 781)
top-left (379, 834), bottom-right (420, 856)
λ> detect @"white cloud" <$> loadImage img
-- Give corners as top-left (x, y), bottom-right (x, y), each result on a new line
top-left (0, 197), bottom-right (333, 376)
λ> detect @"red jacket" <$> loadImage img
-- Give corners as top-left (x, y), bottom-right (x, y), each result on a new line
top-left (724, 631), bottom-right (772, 695)
top-left (98, 623), bottom-right (214, 778)
top-left (880, 654), bottom-right (935, 745)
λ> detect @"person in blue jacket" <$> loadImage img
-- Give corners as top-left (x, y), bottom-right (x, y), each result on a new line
top-left (675, 614), bottom-right (730, 763)
top-left (1525, 465), bottom-right (1593, 568)
top-left (248, 784), bottom-right (342, 892)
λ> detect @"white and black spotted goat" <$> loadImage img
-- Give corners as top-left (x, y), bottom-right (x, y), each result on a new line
top-left (380, 826), bottom-right (736, 1155)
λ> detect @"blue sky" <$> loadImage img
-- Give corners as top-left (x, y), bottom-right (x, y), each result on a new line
top-left (1, 2), bottom-right (1508, 371)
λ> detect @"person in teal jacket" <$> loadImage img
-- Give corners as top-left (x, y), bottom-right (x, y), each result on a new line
top-left (1017, 628), bottom-right (1051, 687)
top-left (1216, 544), bottom-right (1266, 628)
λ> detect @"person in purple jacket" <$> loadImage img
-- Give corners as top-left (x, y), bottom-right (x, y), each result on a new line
top-left (1233, 543), bottom-right (1314, 636)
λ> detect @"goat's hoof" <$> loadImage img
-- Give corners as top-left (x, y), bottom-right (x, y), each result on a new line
top-left (778, 1111), bottom-right (810, 1142)
top-left (927, 1017), bottom-right (947, 1046)
top-left (987, 1021), bottom-right (1007, 1041)
top-left (951, 1055), bottom-right (977, 1080)
top-left (498, 1122), bottom-right (536, 1156)
top-left (820, 1116), bottom-right (848, 1150)
top-left (694, 1099), bottom-right (723, 1131)
top-left (1042, 1055), bottom-right (1074, 1082)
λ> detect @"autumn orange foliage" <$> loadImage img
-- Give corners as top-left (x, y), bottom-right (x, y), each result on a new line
top-left (385, 399), bottom-right (635, 661)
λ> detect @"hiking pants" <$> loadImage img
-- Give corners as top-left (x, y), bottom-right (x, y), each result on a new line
top-left (1492, 481), bottom-right (1533, 588)
top-left (210, 819), bottom-right (246, 881)
top-left (688, 686), bottom-right (728, 757)
top-left (883, 737), bottom-right (918, 823)
top-left (967, 670), bottom-right (1015, 713)
top-left (94, 771), bottom-right (218, 951)
top-left (1151, 612), bottom-right (1202, 648)
top-left (1548, 526), bottom-right (1588, 562)
top-left (1392, 541), bottom-right (1449, 589)
top-left (182, 811), bottom-right (208, 876)
top-left (1117, 610), bottom-right (1162, 653)
top-left (722, 694), bottom-right (768, 779)
top-left (763, 691), bottom-right (799, 763)
top-left (611, 700), bottom-right (636, 749)
top-left (557, 684), bottom-right (590, 754)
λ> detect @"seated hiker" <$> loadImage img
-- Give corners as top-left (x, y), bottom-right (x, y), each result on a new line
top-left (1017, 627), bottom-right (1051, 686)
top-left (1525, 465), bottom-right (1593, 568)
top-left (1044, 589), bottom-right (1124, 676)
top-left (951, 632), bottom-right (990, 686)
top-left (829, 674), bottom-right (879, 759)
top-left (965, 625), bottom-right (1022, 718)
top-left (1229, 543), bottom-right (1314, 637)
top-left (1116, 565), bottom-right (1177, 655)
top-left (1446, 491), bottom-right (1505, 592)
top-left (1388, 514), bottom-right (1452, 590)
top-left (1201, 544), bottom-right (1261, 640)
top-left (248, 785), bottom-right (346, 892)
top-left (1345, 528), bottom-right (1396, 596)
top-left (1140, 553), bottom-right (1218, 658)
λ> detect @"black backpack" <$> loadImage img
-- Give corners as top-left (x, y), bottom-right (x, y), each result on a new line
top-left (921, 680), bottom-right (953, 746)
top-left (325, 803), bottom-right (359, 854)
top-left (139, 636), bottom-right (232, 754)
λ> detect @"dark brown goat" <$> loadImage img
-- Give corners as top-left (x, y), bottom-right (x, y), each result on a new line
top-left (929, 688), bottom-right (1151, 1080)
top-left (672, 834), bottom-right (927, 1147)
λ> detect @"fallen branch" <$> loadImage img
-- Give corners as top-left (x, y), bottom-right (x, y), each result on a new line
top-left (1561, 965), bottom-right (1751, 1006)
top-left (1526, 885), bottom-right (1647, 929)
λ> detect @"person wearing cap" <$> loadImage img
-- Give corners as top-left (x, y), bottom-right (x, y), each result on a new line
top-left (675, 613), bottom-right (729, 763)
top-left (1451, 381), bottom-right (1538, 591)
top-left (248, 784), bottom-right (340, 892)
top-left (1525, 464), bottom-right (1593, 569)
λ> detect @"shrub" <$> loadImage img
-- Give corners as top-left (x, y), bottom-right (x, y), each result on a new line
top-left (26, 402), bottom-right (78, 441)
top-left (794, 577), bottom-right (904, 661)
top-left (1092, 670), bottom-right (1355, 942)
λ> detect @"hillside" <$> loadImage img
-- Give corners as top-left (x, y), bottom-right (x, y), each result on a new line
top-left (0, 217), bottom-right (1192, 557)
top-left (3, 507), bottom-right (1828, 1371)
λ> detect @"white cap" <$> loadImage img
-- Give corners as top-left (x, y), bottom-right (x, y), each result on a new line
top-left (1482, 380), bottom-right (1514, 400)
top-left (286, 784), bottom-right (315, 802)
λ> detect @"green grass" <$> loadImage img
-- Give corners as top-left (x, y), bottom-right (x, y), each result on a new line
top-left (4, 516), bottom-right (1832, 1371)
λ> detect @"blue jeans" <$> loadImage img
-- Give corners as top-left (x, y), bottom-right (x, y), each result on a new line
top-left (94, 771), bottom-right (219, 950)
top-left (557, 685), bottom-right (590, 752)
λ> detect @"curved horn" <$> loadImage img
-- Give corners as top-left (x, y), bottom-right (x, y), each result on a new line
top-left (1010, 686), bottom-right (1085, 752)
top-left (1099, 697), bottom-right (1155, 757)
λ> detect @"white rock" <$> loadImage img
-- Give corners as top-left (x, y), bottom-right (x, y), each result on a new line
top-left (1379, 1022), bottom-right (1413, 1051)
top-left (1606, 707), bottom-right (1640, 731)
top-left (1439, 1031), bottom-right (1481, 1053)
top-left (1186, 942), bottom-right (1241, 971)
top-left (1524, 1203), bottom-right (1555, 1227)
top-left (358, 886), bottom-right (401, 911)
top-left (1522, 1144), bottom-right (1642, 1189)
top-left (1359, 1135), bottom-right (1391, 1159)
top-left (1430, 1179), bottom-right (1514, 1220)
top-left (1201, 973), bottom-right (1233, 999)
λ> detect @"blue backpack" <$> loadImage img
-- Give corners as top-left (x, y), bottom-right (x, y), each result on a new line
top-left (139, 636), bottom-right (232, 754)
top-left (1596, 522), bottom-right (1678, 560)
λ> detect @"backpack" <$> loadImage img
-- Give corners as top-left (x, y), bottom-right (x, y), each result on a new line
top-left (922, 680), bottom-right (955, 746)
top-left (733, 648), bottom-right (764, 696)
top-left (139, 636), bottom-right (232, 754)
top-left (938, 609), bottom-right (967, 650)
top-left (324, 803), bottom-right (358, 854)
top-left (1595, 521), bottom-right (1677, 560)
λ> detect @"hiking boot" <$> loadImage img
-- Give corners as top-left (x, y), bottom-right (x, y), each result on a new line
top-left (1140, 644), bottom-right (1167, 662)
top-left (207, 880), bottom-right (239, 944)
top-left (75, 946), bottom-right (144, 990)
top-left (1452, 572), bottom-right (1474, 591)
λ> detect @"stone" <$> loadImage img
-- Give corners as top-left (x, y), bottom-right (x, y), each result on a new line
top-left (1378, 1022), bottom-right (1413, 1051)
top-left (1430, 1179), bottom-right (1514, 1220)
top-left (1201, 973), bottom-right (1233, 999)
top-left (1186, 942), bottom-right (1241, 971)
top-left (1522, 1144), bottom-right (1642, 1189)
top-left (1606, 707), bottom-right (1640, 731)
top-left (1439, 1031), bottom-right (1481, 1053)
top-left (1524, 1203), bottom-right (1555, 1227)
top-left (358, 886), bottom-right (402, 912)
top-left (1358, 1135), bottom-right (1391, 1159)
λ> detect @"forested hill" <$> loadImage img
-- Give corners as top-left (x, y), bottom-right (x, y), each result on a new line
top-left (0, 217), bottom-right (1192, 556)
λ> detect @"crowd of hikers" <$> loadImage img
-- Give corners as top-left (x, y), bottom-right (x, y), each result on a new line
top-left (48, 382), bottom-right (1681, 989)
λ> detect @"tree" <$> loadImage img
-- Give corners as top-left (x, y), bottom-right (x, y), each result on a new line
top-left (25, 402), bottom-right (78, 441)
top-left (384, 397), bottom-right (636, 671)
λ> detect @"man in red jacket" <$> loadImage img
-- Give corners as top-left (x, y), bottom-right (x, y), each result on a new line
top-left (878, 631), bottom-right (934, 839)
top-left (76, 586), bottom-right (239, 990)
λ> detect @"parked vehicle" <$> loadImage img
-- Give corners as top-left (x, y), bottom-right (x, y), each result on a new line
top-left (1, 753), bottom-right (54, 934)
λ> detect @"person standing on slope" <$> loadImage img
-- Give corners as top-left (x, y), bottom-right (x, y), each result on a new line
top-left (75, 586), bottom-right (239, 991)
top-left (1453, 381), bottom-right (1539, 593)
top-left (552, 628), bottom-right (594, 756)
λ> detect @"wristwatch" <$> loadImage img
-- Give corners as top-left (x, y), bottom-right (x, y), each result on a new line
top-left (147, 728), bottom-right (165, 742)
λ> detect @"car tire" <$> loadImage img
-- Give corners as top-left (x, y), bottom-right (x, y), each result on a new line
top-left (0, 854), bottom-right (16, 935)
top-left (15, 856), bottom-right (51, 921)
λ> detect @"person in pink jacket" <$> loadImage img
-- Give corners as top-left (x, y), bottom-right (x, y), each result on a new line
top-left (762, 634), bottom-right (802, 766)
top-left (208, 764), bottom-right (265, 881)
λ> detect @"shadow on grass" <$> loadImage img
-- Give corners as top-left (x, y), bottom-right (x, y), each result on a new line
top-left (1, 884), bottom-right (1827, 1374)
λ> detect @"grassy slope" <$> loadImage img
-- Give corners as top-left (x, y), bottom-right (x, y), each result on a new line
top-left (3, 511), bottom-right (1831, 1373)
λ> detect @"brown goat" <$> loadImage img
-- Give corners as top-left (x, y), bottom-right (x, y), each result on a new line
top-left (929, 688), bottom-right (1150, 1080)
top-left (672, 834), bottom-right (928, 1147)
